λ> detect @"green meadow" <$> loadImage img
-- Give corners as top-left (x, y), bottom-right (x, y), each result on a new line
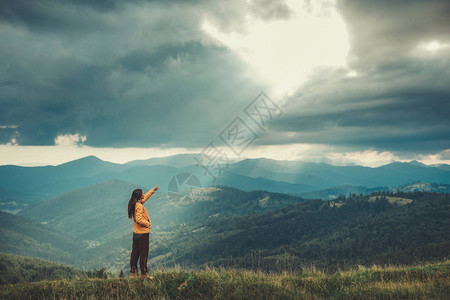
top-left (2, 261), bottom-right (449, 300)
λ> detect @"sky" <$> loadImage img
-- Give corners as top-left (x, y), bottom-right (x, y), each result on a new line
top-left (0, 0), bottom-right (449, 167)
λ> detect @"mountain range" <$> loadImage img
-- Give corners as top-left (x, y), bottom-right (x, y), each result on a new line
top-left (0, 155), bottom-right (449, 202)
top-left (1, 154), bottom-right (449, 272)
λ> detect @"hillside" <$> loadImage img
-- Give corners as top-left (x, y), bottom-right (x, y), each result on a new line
top-left (0, 253), bottom-right (83, 284)
top-left (0, 188), bottom-right (42, 214)
top-left (0, 212), bottom-right (84, 265)
top-left (298, 184), bottom-right (385, 199)
top-left (19, 182), bottom-right (304, 241)
top-left (392, 182), bottom-right (450, 193)
top-left (34, 189), bottom-right (448, 274)
top-left (298, 182), bottom-right (450, 199)
top-left (215, 171), bottom-right (316, 193)
top-left (146, 191), bottom-right (450, 270)
top-left (12, 182), bottom-right (450, 273)
top-left (15, 182), bottom-right (306, 272)
top-left (19, 179), bottom-right (146, 242)
top-left (1, 262), bottom-right (449, 299)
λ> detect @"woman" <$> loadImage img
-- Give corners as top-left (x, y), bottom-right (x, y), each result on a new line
top-left (127, 184), bottom-right (159, 278)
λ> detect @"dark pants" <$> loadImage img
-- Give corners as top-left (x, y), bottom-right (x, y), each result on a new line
top-left (130, 233), bottom-right (149, 275)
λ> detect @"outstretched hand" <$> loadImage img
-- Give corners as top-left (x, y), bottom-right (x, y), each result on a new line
top-left (153, 184), bottom-right (159, 191)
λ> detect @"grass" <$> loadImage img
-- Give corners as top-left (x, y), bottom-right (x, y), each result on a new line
top-left (368, 196), bottom-right (413, 205)
top-left (1, 261), bottom-right (449, 299)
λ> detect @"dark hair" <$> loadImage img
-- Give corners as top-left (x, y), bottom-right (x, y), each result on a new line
top-left (128, 189), bottom-right (143, 219)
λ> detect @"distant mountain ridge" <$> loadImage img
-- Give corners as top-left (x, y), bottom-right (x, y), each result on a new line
top-left (227, 158), bottom-right (450, 188)
top-left (125, 153), bottom-right (242, 168)
top-left (0, 155), bottom-right (449, 200)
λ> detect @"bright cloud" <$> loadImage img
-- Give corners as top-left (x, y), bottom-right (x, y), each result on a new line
top-left (6, 137), bottom-right (18, 146)
top-left (326, 150), bottom-right (400, 167)
top-left (54, 134), bottom-right (87, 146)
top-left (417, 149), bottom-right (450, 165)
top-left (202, 0), bottom-right (350, 97)
top-left (419, 40), bottom-right (450, 53)
top-left (0, 144), bottom-right (200, 166)
top-left (0, 143), bottom-right (449, 167)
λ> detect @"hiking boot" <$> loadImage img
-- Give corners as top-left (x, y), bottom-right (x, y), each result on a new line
top-left (130, 272), bottom-right (137, 278)
top-left (140, 274), bottom-right (154, 279)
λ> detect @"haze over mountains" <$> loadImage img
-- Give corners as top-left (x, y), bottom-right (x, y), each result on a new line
top-left (0, 154), bottom-right (449, 204)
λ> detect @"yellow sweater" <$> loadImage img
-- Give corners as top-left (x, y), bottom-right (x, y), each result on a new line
top-left (133, 188), bottom-right (156, 234)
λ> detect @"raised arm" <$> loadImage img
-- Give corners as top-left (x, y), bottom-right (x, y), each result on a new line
top-left (140, 185), bottom-right (159, 204)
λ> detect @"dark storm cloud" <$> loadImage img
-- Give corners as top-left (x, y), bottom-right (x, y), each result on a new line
top-left (198, 0), bottom-right (292, 35)
top-left (0, 0), bottom-right (264, 147)
top-left (1, 0), bottom-right (449, 158)
top-left (0, 0), bottom-right (123, 34)
top-left (337, 0), bottom-right (450, 69)
top-left (249, 0), bottom-right (293, 21)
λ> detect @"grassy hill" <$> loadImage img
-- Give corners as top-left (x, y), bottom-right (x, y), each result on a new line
top-left (298, 184), bottom-right (385, 199)
top-left (298, 182), bottom-right (450, 199)
top-left (0, 253), bottom-right (83, 284)
top-left (393, 182), bottom-right (450, 193)
top-left (1, 261), bottom-right (449, 299)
